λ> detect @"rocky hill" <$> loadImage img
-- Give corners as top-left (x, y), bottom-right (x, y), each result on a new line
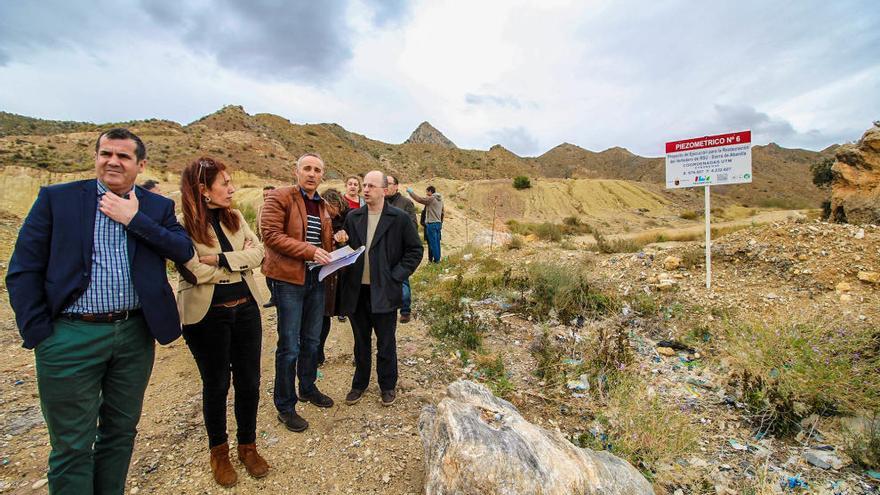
top-left (404, 121), bottom-right (456, 148)
top-left (0, 106), bottom-right (832, 206)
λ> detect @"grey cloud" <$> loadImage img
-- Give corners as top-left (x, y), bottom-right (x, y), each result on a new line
top-left (713, 104), bottom-right (797, 138)
top-left (488, 126), bottom-right (540, 156)
top-left (710, 104), bottom-right (853, 149)
top-left (0, 0), bottom-right (356, 82)
top-left (147, 0), bottom-right (354, 81)
top-left (465, 93), bottom-right (523, 109)
top-left (0, 48), bottom-right (9, 66)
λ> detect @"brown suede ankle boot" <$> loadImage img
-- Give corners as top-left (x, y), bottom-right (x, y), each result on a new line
top-left (209, 443), bottom-right (238, 487)
top-left (237, 443), bottom-right (270, 478)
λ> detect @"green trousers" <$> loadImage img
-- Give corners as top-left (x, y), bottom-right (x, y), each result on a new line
top-left (35, 315), bottom-right (155, 495)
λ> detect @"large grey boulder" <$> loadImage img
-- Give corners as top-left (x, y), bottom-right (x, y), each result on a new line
top-left (419, 380), bottom-right (654, 495)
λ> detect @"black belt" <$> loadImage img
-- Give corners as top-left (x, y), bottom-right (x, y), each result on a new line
top-left (62, 309), bottom-right (142, 323)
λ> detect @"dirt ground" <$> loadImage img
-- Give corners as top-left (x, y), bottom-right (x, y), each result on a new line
top-left (0, 272), bottom-right (448, 495)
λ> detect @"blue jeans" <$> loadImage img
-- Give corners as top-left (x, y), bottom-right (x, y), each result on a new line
top-left (401, 278), bottom-right (412, 315)
top-left (426, 222), bottom-right (442, 263)
top-left (272, 269), bottom-right (324, 414)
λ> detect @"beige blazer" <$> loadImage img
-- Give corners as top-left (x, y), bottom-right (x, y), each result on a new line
top-left (177, 209), bottom-right (266, 325)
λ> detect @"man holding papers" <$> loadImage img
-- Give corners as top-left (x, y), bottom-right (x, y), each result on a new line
top-left (260, 153), bottom-right (346, 432)
top-left (338, 171), bottom-right (423, 406)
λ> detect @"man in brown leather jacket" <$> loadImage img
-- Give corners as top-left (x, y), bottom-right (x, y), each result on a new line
top-left (260, 153), bottom-right (346, 432)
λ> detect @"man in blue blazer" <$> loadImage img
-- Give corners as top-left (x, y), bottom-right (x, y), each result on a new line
top-left (6, 128), bottom-right (193, 495)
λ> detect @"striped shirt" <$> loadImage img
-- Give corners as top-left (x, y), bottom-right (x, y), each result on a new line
top-left (301, 188), bottom-right (323, 269)
top-left (65, 180), bottom-right (140, 314)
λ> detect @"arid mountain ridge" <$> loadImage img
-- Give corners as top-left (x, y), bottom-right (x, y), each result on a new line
top-left (0, 105), bottom-right (834, 207)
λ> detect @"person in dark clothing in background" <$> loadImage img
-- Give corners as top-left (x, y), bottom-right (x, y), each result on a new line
top-left (257, 185), bottom-right (276, 308)
top-left (384, 175), bottom-right (417, 323)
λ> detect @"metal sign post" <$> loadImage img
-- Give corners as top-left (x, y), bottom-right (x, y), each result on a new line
top-left (705, 185), bottom-right (711, 289)
top-left (665, 130), bottom-right (752, 291)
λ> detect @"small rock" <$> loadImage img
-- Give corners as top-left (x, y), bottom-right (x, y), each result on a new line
top-left (31, 479), bottom-right (48, 490)
top-left (657, 347), bottom-right (677, 357)
top-left (662, 256), bottom-right (681, 271)
top-left (656, 279), bottom-right (677, 291)
top-left (840, 294), bottom-right (853, 303)
top-left (855, 228), bottom-right (865, 239)
top-left (804, 449), bottom-right (847, 470)
top-left (836, 281), bottom-right (852, 293)
top-left (857, 271), bottom-right (880, 284)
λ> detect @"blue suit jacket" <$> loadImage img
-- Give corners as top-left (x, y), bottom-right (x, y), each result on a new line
top-left (6, 179), bottom-right (194, 349)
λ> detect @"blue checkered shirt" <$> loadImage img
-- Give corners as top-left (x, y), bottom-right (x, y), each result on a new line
top-left (65, 180), bottom-right (141, 313)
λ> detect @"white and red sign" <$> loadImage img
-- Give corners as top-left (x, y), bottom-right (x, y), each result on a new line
top-left (665, 130), bottom-right (752, 189)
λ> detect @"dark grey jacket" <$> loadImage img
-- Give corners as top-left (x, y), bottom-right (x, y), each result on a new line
top-left (338, 203), bottom-right (423, 315)
top-left (386, 192), bottom-right (417, 228)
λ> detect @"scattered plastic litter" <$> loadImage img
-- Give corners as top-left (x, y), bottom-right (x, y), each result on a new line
top-left (866, 470), bottom-right (880, 480)
top-left (728, 439), bottom-right (748, 451)
top-left (783, 474), bottom-right (808, 490)
top-left (13, 380), bottom-right (24, 386)
top-left (656, 340), bottom-right (696, 353)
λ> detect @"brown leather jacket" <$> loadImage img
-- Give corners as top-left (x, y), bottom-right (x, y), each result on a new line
top-left (260, 185), bottom-right (333, 285)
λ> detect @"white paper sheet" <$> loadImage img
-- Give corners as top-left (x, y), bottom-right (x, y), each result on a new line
top-left (318, 245), bottom-right (366, 282)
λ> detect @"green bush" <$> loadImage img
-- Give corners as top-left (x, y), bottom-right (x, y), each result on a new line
top-left (811, 157), bottom-right (835, 188)
top-left (236, 202), bottom-right (258, 232)
top-left (525, 263), bottom-right (618, 322)
top-left (422, 296), bottom-right (486, 351)
top-left (513, 176), bottom-right (532, 189)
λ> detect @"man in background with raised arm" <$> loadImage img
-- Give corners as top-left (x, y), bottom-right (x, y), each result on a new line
top-left (408, 184), bottom-right (444, 263)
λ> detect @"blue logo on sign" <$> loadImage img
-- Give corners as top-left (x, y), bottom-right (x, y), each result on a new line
top-left (694, 176), bottom-right (711, 184)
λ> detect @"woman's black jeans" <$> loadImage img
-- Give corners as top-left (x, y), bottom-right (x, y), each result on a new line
top-left (183, 301), bottom-right (262, 448)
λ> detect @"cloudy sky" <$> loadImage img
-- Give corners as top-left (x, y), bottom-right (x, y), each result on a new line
top-left (0, 0), bottom-right (877, 157)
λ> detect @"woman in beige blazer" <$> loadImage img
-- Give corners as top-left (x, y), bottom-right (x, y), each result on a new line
top-left (177, 157), bottom-right (268, 488)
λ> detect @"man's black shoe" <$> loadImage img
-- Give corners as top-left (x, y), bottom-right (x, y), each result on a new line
top-left (399, 313), bottom-right (411, 324)
top-left (345, 389), bottom-right (364, 405)
top-left (337, 316), bottom-right (347, 322)
top-left (262, 300), bottom-right (275, 308)
top-left (380, 389), bottom-right (397, 407)
top-left (299, 390), bottom-right (334, 408)
top-left (277, 411), bottom-right (308, 432)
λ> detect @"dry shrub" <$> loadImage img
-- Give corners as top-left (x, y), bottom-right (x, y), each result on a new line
top-left (584, 374), bottom-right (697, 471)
top-left (507, 234), bottom-right (524, 250)
top-left (725, 317), bottom-right (880, 436)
